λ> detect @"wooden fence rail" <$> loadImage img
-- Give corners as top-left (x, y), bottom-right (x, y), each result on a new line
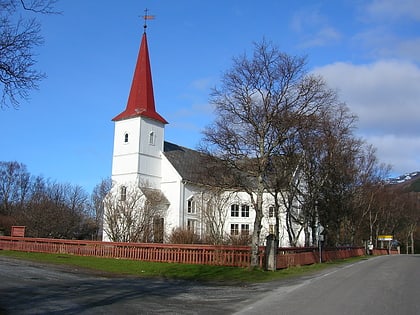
top-left (0, 236), bottom-right (396, 269)
top-left (0, 236), bottom-right (261, 267)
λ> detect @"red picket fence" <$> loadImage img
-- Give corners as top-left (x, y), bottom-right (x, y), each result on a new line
top-left (0, 236), bottom-right (261, 267)
top-left (276, 247), bottom-right (366, 268)
top-left (0, 236), bottom-right (396, 269)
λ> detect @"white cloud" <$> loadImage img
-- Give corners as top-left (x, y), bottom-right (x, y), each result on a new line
top-left (397, 38), bottom-right (420, 62)
top-left (313, 60), bottom-right (420, 135)
top-left (290, 8), bottom-right (341, 48)
top-left (302, 26), bottom-right (341, 48)
top-left (313, 60), bottom-right (420, 173)
top-left (190, 77), bottom-right (214, 91)
top-left (352, 1), bottom-right (420, 62)
top-left (366, 134), bottom-right (420, 174)
top-left (351, 26), bottom-right (420, 62)
top-left (366, 0), bottom-right (420, 21)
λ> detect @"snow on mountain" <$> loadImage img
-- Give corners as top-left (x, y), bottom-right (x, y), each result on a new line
top-left (387, 171), bottom-right (420, 185)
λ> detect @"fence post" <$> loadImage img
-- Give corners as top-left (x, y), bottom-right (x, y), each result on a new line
top-left (265, 234), bottom-right (278, 271)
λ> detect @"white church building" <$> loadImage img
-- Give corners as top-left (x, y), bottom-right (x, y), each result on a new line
top-left (103, 28), bottom-right (306, 247)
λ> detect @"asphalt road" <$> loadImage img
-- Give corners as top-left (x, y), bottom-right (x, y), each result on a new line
top-left (0, 255), bottom-right (270, 315)
top-left (0, 254), bottom-right (418, 314)
top-left (237, 254), bottom-right (420, 315)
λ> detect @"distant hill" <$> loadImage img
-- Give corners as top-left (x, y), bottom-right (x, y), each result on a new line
top-left (387, 171), bottom-right (420, 192)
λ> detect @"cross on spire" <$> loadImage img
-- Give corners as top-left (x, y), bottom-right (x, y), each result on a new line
top-left (142, 8), bottom-right (155, 32)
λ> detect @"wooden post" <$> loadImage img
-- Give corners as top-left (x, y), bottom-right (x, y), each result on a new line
top-left (265, 234), bottom-right (278, 271)
top-left (11, 226), bottom-right (26, 237)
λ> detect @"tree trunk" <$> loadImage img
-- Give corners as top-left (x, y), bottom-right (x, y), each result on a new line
top-left (304, 223), bottom-right (310, 247)
top-left (250, 184), bottom-right (264, 268)
top-left (410, 230), bottom-right (414, 254)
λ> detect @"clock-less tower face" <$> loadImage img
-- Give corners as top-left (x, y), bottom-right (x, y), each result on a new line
top-left (111, 115), bottom-right (164, 189)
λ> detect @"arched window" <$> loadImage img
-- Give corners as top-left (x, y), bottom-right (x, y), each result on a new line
top-left (124, 133), bottom-right (129, 143)
top-left (149, 131), bottom-right (155, 145)
top-left (187, 197), bottom-right (196, 214)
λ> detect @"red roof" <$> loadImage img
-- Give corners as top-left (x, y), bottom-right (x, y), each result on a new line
top-left (112, 32), bottom-right (168, 124)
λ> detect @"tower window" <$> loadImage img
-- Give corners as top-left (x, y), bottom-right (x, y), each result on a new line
top-left (124, 133), bottom-right (129, 143)
top-left (149, 131), bottom-right (155, 145)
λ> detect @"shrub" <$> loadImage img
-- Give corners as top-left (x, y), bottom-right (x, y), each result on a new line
top-left (168, 227), bottom-right (201, 244)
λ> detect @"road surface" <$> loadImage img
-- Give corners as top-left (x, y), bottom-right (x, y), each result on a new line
top-left (237, 254), bottom-right (420, 315)
top-left (0, 254), bottom-right (418, 314)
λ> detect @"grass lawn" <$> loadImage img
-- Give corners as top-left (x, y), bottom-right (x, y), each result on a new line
top-left (0, 250), bottom-right (368, 283)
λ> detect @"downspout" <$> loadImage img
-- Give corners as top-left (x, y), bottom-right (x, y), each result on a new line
top-left (180, 180), bottom-right (186, 228)
top-left (200, 191), bottom-right (204, 239)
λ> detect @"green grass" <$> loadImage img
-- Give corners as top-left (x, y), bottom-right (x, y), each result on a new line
top-left (0, 250), bottom-right (367, 283)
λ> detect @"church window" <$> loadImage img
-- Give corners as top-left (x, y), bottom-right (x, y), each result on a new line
top-left (269, 206), bottom-right (275, 218)
top-left (231, 224), bottom-right (239, 236)
top-left (149, 131), bottom-right (155, 145)
top-left (241, 224), bottom-right (250, 235)
top-left (124, 133), bottom-right (129, 143)
top-left (120, 186), bottom-right (127, 201)
top-left (187, 198), bottom-right (196, 214)
top-left (231, 204), bottom-right (239, 217)
top-left (153, 217), bottom-right (164, 243)
top-left (241, 205), bottom-right (250, 217)
top-left (187, 219), bottom-right (196, 232)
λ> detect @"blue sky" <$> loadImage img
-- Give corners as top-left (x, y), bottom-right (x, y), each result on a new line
top-left (1, 0), bottom-right (420, 193)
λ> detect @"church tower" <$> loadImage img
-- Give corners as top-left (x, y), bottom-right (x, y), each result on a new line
top-left (111, 28), bottom-right (167, 189)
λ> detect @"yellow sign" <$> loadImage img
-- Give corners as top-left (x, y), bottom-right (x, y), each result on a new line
top-left (378, 235), bottom-right (393, 241)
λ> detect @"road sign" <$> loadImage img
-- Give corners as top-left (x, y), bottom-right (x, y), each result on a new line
top-left (317, 224), bottom-right (324, 235)
top-left (378, 235), bottom-right (393, 241)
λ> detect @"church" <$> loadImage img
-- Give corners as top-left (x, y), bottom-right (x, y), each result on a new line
top-left (103, 27), bottom-right (306, 247)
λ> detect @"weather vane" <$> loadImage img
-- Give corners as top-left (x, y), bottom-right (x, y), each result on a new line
top-left (142, 8), bottom-right (155, 31)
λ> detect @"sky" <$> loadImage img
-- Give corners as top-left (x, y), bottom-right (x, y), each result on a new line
top-left (1, 0), bottom-right (419, 193)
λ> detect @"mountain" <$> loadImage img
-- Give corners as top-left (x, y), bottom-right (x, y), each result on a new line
top-left (387, 171), bottom-right (420, 192)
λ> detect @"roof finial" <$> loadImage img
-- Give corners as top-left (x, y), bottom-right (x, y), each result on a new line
top-left (142, 8), bottom-right (155, 32)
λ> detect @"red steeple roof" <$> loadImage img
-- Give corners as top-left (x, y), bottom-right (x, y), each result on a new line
top-left (112, 32), bottom-right (168, 124)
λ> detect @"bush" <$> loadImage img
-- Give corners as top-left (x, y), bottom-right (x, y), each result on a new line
top-left (168, 227), bottom-right (201, 244)
top-left (229, 234), bottom-right (252, 246)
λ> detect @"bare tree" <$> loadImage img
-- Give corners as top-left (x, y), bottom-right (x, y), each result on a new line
top-left (103, 183), bottom-right (168, 243)
top-left (90, 177), bottom-right (112, 240)
top-left (296, 103), bottom-right (365, 246)
top-left (0, 0), bottom-right (58, 109)
top-left (203, 40), bottom-right (337, 267)
top-left (266, 152), bottom-right (306, 246)
top-left (198, 188), bottom-right (235, 245)
top-left (0, 161), bottom-right (31, 215)
top-left (21, 176), bottom-right (93, 238)
top-left (345, 146), bottom-right (391, 245)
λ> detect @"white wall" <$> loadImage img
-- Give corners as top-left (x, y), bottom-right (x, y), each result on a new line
top-left (161, 154), bottom-right (183, 238)
top-left (112, 116), bottom-right (164, 189)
